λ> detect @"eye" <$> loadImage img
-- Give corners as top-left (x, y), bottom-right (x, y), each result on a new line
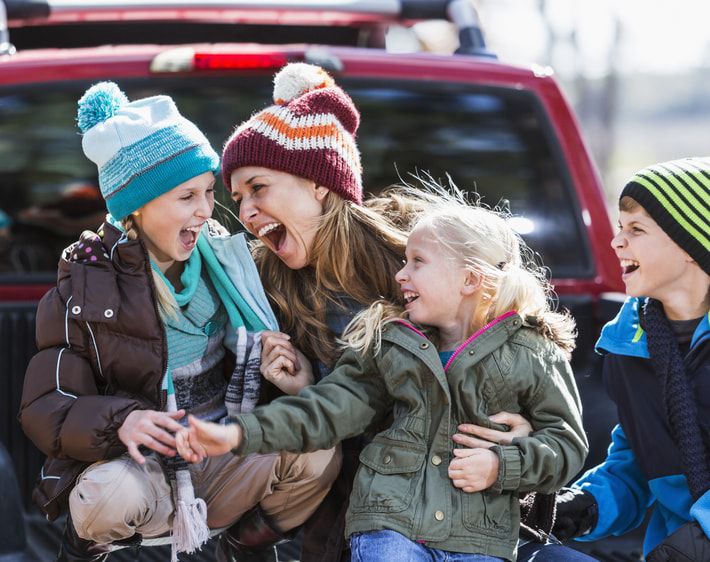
top-left (181, 192), bottom-right (194, 201)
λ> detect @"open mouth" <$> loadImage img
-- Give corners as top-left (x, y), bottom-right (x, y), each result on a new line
top-left (258, 222), bottom-right (287, 251)
top-left (403, 290), bottom-right (419, 305)
top-left (620, 258), bottom-right (639, 275)
top-left (179, 224), bottom-right (202, 250)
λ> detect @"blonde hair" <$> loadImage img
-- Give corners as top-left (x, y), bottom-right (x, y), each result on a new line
top-left (121, 215), bottom-right (179, 320)
top-left (344, 179), bottom-right (576, 358)
top-left (253, 189), bottom-right (430, 367)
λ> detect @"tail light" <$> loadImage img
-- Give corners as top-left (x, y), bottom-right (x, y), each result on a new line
top-left (193, 52), bottom-right (288, 70)
top-left (151, 47), bottom-right (295, 73)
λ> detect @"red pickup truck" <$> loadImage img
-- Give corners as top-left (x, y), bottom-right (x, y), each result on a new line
top-left (0, 1), bottom-right (630, 559)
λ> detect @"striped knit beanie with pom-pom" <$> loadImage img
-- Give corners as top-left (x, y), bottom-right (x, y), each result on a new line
top-left (620, 157), bottom-right (709, 275)
top-left (77, 82), bottom-right (220, 220)
top-left (221, 63), bottom-right (363, 204)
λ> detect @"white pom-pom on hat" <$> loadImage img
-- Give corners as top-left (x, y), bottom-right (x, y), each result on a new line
top-left (273, 62), bottom-right (335, 105)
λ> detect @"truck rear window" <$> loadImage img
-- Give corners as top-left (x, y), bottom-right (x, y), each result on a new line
top-left (0, 77), bottom-right (590, 281)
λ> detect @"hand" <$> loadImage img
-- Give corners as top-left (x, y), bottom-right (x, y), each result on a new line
top-left (552, 487), bottom-right (598, 541)
top-left (260, 331), bottom-right (314, 395)
top-left (448, 448), bottom-right (499, 493)
top-left (117, 409), bottom-right (185, 464)
top-left (646, 521), bottom-right (710, 562)
top-left (452, 411), bottom-right (533, 449)
top-left (175, 415), bottom-right (242, 463)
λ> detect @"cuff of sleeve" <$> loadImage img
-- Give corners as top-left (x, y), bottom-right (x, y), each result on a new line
top-left (492, 445), bottom-right (522, 493)
top-left (228, 413), bottom-right (263, 456)
top-left (690, 488), bottom-right (710, 539)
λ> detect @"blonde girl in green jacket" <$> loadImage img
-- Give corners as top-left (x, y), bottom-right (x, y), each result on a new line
top-left (177, 191), bottom-right (589, 562)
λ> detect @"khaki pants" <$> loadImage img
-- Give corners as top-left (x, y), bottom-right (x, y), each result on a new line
top-left (68, 448), bottom-right (340, 546)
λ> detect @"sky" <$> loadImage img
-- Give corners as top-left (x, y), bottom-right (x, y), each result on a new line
top-left (478, 0), bottom-right (710, 78)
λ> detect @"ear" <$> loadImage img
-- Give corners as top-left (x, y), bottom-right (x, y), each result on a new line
top-left (462, 270), bottom-right (480, 296)
top-left (314, 185), bottom-right (330, 201)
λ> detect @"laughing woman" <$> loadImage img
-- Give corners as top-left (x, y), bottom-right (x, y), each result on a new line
top-left (18, 82), bottom-right (339, 562)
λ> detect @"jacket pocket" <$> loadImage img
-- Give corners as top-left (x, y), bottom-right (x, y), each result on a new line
top-left (461, 489), bottom-right (513, 537)
top-left (350, 439), bottom-right (426, 514)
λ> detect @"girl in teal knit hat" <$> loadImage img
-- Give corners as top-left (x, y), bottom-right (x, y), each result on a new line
top-left (19, 82), bottom-right (339, 562)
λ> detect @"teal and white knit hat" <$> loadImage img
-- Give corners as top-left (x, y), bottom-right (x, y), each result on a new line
top-left (77, 82), bottom-right (220, 220)
top-left (621, 157), bottom-right (710, 275)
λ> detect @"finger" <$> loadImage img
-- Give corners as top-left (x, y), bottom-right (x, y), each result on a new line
top-left (264, 344), bottom-right (299, 370)
top-left (166, 409), bottom-right (186, 420)
top-left (457, 424), bottom-right (508, 444)
top-left (452, 433), bottom-right (494, 449)
top-left (267, 356), bottom-right (294, 380)
top-left (177, 432), bottom-right (201, 463)
top-left (488, 411), bottom-right (527, 428)
top-left (452, 448), bottom-right (478, 458)
top-left (147, 427), bottom-right (178, 449)
top-left (261, 332), bottom-right (292, 356)
top-left (126, 441), bottom-right (145, 465)
top-left (448, 458), bottom-right (471, 472)
top-left (186, 429), bottom-right (208, 460)
top-left (141, 435), bottom-right (177, 457)
top-left (261, 355), bottom-right (293, 379)
top-left (152, 415), bottom-right (185, 435)
top-left (450, 478), bottom-right (468, 489)
top-left (277, 357), bottom-right (296, 376)
top-left (188, 414), bottom-right (212, 438)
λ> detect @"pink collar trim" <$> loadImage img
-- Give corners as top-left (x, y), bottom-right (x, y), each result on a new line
top-left (444, 311), bottom-right (518, 372)
top-left (391, 312), bottom-right (519, 372)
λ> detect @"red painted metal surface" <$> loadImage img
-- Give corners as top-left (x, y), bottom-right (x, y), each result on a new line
top-left (0, 43), bottom-right (623, 301)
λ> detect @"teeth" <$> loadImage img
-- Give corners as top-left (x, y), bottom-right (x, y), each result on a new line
top-left (620, 259), bottom-right (639, 268)
top-left (403, 290), bottom-right (419, 303)
top-left (184, 224), bottom-right (203, 233)
top-left (257, 222), bottom-right (282, 237)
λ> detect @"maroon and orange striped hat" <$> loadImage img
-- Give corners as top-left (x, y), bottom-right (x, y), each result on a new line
top-left (221, 63), bottom-right (363, 204)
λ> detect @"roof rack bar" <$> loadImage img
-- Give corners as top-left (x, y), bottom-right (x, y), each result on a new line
top-left (7, 0), bottom-right (404, 20)
top-left (399, 0), bottom-right (448, 19)
top-left (447, 0), bottom-right (494, 58)
top-left (0, 1), bottom-right (17, 54)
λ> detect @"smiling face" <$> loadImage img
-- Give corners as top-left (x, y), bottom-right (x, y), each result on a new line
top-left (230, 166), bottom-right (329, 270)
top-left (395, 226), bottom-right (475, 340)
top-left (612, 205), bottom-right (696, 302)
top-left (133, 171), bottom-right (215, 274)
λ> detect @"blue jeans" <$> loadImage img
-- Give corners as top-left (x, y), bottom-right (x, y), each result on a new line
top-left (350, 530), bottom-right (506, 562)
top-left (517, 541), bottom-right (598, 561)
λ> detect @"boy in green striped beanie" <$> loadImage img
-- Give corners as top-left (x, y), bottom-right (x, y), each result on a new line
top-left (552, 157), bottom-right (710, 560)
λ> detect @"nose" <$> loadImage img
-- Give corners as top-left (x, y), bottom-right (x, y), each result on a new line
top-left (611, 230), bottom-right (626, 250)
top-left (197, 191), bottom-right (213, 219)
top-left (395, 264), bottom-right (408, 284)
top-left (238, 194), bottom-right (257, 224)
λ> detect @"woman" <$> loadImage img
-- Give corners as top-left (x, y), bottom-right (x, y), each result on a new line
top-left (18, 82), bottom-right (339, 562)
top-left (218, 63), bottom-right (595, 562)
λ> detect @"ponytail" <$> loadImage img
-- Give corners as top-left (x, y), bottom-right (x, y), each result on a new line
top-left (493, 264), bottom-right (576, 358)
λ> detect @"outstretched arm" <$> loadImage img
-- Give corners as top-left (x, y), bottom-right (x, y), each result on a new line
top-left (178, 347), bottom-right (390, 461)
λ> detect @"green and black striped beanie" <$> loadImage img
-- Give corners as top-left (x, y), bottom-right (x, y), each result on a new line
top-left (621, 157), bottom-right (710, 275)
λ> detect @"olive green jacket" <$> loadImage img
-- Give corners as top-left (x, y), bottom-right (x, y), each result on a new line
top-left (234, 312), bottom-right (587, 561)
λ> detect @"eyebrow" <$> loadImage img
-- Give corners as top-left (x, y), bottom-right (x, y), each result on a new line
top-left (246, 175), bottom-right (268, 185)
